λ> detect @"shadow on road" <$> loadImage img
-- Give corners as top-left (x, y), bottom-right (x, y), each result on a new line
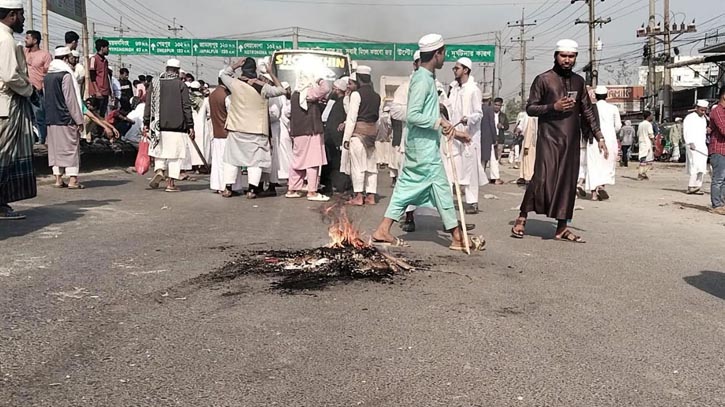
top-left (397, 214), bottom-right (453, 248)
top-left (0, 199), bottom-right (120, 241)
top-left (684, 271), bottom-right (725, 300)
top-left (79, 179), bottom-right (130, 188)
top-left (673, 201), bottom-right (712, 213)
top-left (663, 188), bottom-right (710, 195)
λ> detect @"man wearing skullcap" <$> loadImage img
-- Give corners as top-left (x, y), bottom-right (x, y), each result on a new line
top-left (0, 0), bottom-right (36, 219)
top-left (447, 56), bottom-right (486, 214)
top-left (342, 65), bottom-right (381, 206)
top-left (511, 39), bottom-right (605, 243)
top-left (585, 85), bottom-right (621, 200)
top-left (143, 58), bottom-right (195, 192)
top-left (372, 34), bottom-right (471, 251)
top-left (44, 46), bottom-right (84, 189)
top-left (682, 100), bottom-right (709, 195)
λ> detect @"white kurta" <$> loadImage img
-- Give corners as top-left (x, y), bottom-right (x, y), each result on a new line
top-left (444, 77), bottom-right (487, 188)
top-left (268, 95), bottom-right (286, 184)
top-left (683, 111), bottom-right (709, 175)
top-left (585, 100), bottom-right (621, 190)
top-left (189, 97), bottom-right (211, 166)
top-left (277, 98), bottom-right (293, 180)
top-left (638, 120), bottom-right (655, 161)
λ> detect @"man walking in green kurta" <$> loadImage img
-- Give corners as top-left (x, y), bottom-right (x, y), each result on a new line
top-left (372, 34), bottom-right (468, 251)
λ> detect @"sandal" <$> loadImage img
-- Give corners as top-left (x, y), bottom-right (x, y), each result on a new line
top-left (554, 230), bottom-right (586, 244)
top-left (372, 237), bottom-right (409, 247)
top-left (67, 183), bottom-right (85, 190)
top-left (165, 186), bottom-right (180, 192)
top-left (307, 194), bottom-right (330, 202)
top-left (221, 189), bottom-right (234, 198)
top-left (401, 220), bottom-right (416, 232)
top-left (52, 182), bottom-right (68, 188)
top-left (149, 172), bottom-right (164, 189)
top-left (576, 186), bottom-right (587, 198)
top-left (285, 191), bottom-right (305, 198)
top-left (449, 235), bottom-right (486, 252)
top-left (0, 208), bottom-right (26, 220)
top-left (597, 189), bottom-right (610, 200)
top-left (511, 218), bottom-right (526, 239)
top-left (179, 175), bottom-right (197, 182)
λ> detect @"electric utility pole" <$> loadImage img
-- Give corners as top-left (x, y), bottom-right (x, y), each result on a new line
top-left (508, 8), bottom-right (536, 110)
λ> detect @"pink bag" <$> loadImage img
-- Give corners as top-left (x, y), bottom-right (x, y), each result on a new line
top-left (135, 137), bottom-right (150, 175)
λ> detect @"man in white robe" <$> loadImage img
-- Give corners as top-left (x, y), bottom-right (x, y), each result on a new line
top-left (266, 77), bottom-right (288, 186)
top-left (219, 58), bottom-right (286, 199)
top-left (683, 100), bottom-right (709, 194)
top-left (446, 57), bottom-right (486, 214)
top-left (585, 86), bottom-right (621, 200)
top-left (277, 83), bottom-right (293, 181)
top-left (188, 80), bottom-right (211, 168)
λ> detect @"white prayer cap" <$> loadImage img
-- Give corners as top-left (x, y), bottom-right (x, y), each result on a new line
top-left (281, 81), bottom-right (290, 89)
top-left (166, 58), bottom-right (181, 68)
top-left (70, 50), bottom-right (80, 57)
top-left (482, 91), bottom-right (493, 100)
top-left (349, 72), bottom-right (358, 82)
top-left (419, 33), bottom-right (445, 52)
top-left (218, 69), bottom-right (226, 78)
top-left (184, 81), bottom-right (191, 87)
top-left (625, 120), bottom-right (632, 126)
top-left (0, 0), bottom-right (23, 8)
top-left (413, 50), bottom-right (421, 61)
top-left (333, 78), bottom-right (348, 91)
top-left (675, 117), bottom-right (682, 122)
top-left (696, 99), bottom-right (709, 108)
top-left (457, 57), bottom-right (473, 70)
top-left (594, 85), bottom-right (608, 95)
top-left (189, 81), bottom-right (201, 89)
top-left (54, 46), bottom-right (71, 58)
top-left (555, 39), bottom-right (579, 53)
top-left (356, 65), bottom-right (372, 75)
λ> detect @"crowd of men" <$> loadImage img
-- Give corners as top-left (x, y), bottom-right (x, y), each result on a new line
top-left (1, 0), bottom-right (724, 248)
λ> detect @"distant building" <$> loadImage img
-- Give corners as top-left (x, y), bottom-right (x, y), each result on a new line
top-left (638, 56), bottom-right (720, 89)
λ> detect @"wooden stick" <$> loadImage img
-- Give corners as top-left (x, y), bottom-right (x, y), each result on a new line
top-left (442, 132), bottom-right (471, 255)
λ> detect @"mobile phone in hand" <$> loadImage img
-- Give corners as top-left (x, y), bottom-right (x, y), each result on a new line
top-left (567, 91), bottom-right (578, 100)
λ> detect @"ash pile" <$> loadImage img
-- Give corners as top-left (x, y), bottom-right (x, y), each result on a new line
top-left (194, 203), bottom-right (415, 293)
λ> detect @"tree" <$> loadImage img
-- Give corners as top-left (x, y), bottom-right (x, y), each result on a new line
top-left (505, 98), bottom-right (521, 119)
top-left (604, 59), bottom-right (637, 85)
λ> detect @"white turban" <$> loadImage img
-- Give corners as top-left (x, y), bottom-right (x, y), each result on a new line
top-left (418, 33), bottom-right (445, 52)
top-left (356, 65), bottom-right (372, 75)
top-left (457, 57), bottom-right (472, 70)
top-left (333, 77), bottom-right (348, 91)
top-left (54, 46), bottom-right (71, 57)
top-left (555, 39), bottom-right (579, 53)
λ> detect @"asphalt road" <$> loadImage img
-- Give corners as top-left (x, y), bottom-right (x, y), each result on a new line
top-left (1, 162), bottom-right (724, 406)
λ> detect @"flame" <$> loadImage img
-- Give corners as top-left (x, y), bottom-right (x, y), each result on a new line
top-left (324, 204), bottom-right (368, 249)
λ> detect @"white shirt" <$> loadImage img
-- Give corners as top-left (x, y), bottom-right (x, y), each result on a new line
top-left (595, 100), bottom-right (622, 145)
top-left (0, 24), bottom-right (32, 116)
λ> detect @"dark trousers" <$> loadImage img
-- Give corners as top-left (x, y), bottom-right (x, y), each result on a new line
top-left (95, 96), bottom-right (109, 117)
top-left (321, 142), bottom-right (351, 194)
top-left (621, 145), bottom-right (630, 167)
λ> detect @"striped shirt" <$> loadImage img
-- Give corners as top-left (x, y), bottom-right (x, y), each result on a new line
top-left (709, 104), bottom-right (725, 156)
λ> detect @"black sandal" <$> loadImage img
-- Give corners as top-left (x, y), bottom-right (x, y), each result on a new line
top-left (555, 230), bottom-right (586, 243)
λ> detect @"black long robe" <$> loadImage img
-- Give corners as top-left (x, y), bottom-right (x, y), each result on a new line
top-left (321, 99), bottom-right (351, 193)
top-left (519, 66), bottom-right (600, 220)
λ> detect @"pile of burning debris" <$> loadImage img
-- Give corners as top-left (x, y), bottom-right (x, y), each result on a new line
top-left (192, 203), bottom-right (415, 292)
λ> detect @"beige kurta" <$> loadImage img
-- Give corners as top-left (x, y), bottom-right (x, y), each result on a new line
top-left (519, 116), bottom-right (538, 181)
top-left (48, 75), bottom-right (83, 169)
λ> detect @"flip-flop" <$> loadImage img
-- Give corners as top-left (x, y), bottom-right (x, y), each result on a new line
top-left (449, 236), bottom-right (486, 252)
top-left (576, 186), bottom-right (587, 198)
top-left (554, 230), bottom-right (586, 244)
top-left (307, 194), bottom-right (330, 202)
top-left (67, 184), bottom-right (85, 190)
top-left (285, 191), bottom-right (305, 198)
top-left (597, 189), bottom-right (610, 200)
top-left (372, 237), bottom-right (409, 247)
top-left (179, 175), bottom-right (197, 182)
top-left (52, 183), bottom-right (68, 188)
top-left (401, 221), bottom-right (416, 232)
top-left (511, 219), bottom-right (526, 239)
top-left (165, 186), bottom-right (180, 192)
top-left (149, 172), bottom-right (164, 189)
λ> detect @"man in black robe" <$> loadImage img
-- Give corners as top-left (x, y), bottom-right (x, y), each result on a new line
top-left (511, 39), bottom-right (606, 243)
top-left (321, 77), bottom-right (351, 195)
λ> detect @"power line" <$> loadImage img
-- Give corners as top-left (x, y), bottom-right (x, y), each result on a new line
top-left (249, 0), bottom-right (550, 6)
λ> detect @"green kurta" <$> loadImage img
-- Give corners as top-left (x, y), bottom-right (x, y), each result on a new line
top-left (383, 68), bottom-right (458, 230)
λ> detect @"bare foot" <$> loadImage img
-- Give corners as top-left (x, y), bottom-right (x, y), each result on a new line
top-left (346, 194), bottom-right (364, 206)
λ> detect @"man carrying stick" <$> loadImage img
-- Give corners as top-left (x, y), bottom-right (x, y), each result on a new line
top-left (372, 34), bottom-right (480, 252)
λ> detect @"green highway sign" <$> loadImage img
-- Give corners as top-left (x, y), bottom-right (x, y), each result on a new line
top-left (192, 39), bottom-right (238, 57)
top-left (106, 37), bottom-right (150, 56)
top-left (99, 37), bottom-right (495, 63)
top-left (237, 40), bottom-right (288, 57)
top-left (149, 38), bottom-right (193, 56)
top-left (298, 42), bottom-right (395, 61)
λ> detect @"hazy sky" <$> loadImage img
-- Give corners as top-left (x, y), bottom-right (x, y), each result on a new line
top-left (33, 0), bottom-right (724, 101)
